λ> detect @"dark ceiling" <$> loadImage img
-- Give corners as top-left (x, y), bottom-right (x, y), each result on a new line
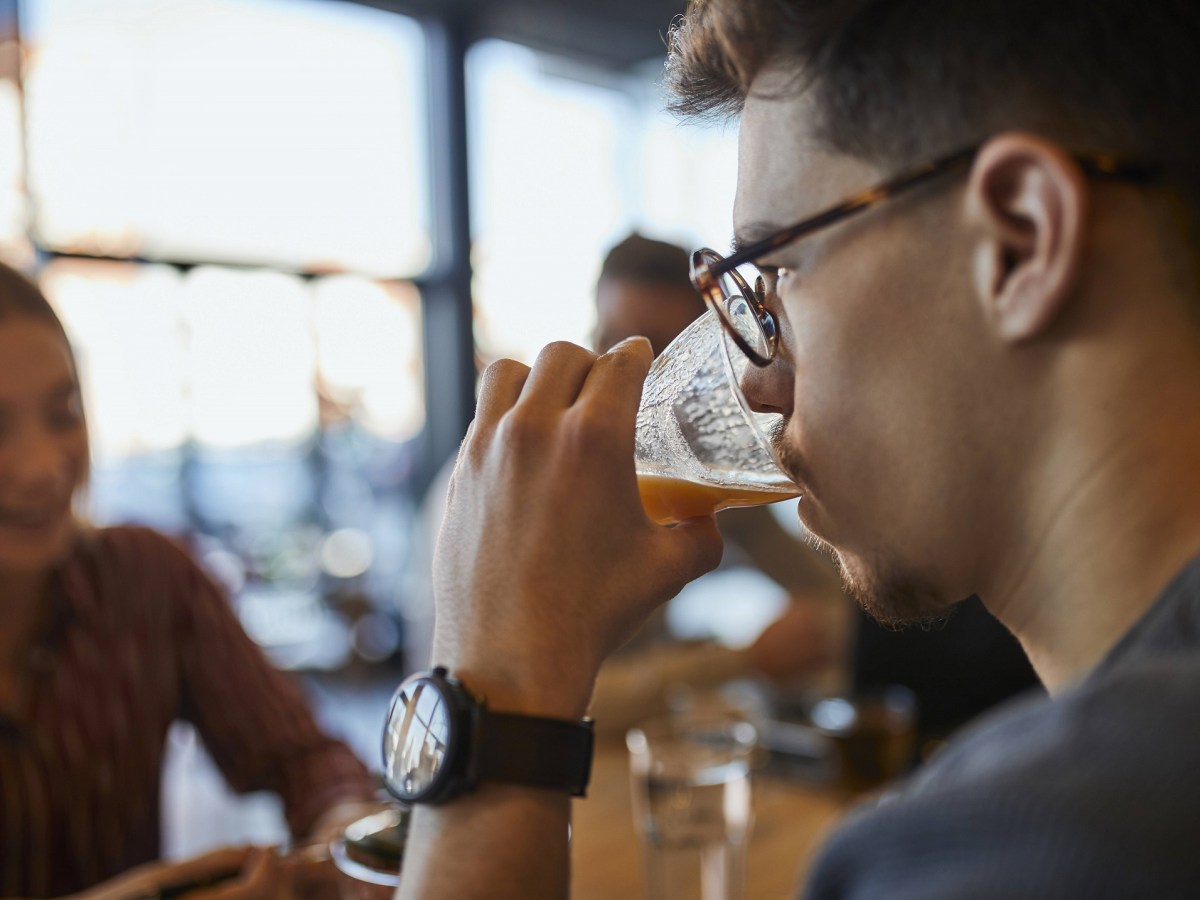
top-left (342, 0), bottom-right (690, 71)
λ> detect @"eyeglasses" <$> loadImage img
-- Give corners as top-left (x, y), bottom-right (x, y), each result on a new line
top-left (690, 143), bottom-right (1159, 367)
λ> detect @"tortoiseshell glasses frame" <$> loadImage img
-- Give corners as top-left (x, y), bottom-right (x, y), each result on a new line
top-left (690, 144), bottom-right (1159, 367)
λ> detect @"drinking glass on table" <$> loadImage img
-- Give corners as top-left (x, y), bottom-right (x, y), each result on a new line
top-left (635, 252), bottom-right (798, 525)
top-left (328, 806), bottom-right (407, 900)
top-left (626, 712), bottom-right (758, 900)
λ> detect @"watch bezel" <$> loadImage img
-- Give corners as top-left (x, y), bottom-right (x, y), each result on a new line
top-left (381, 667), bottom-right (476, 805)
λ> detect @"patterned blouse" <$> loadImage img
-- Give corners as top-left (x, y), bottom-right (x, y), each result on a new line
top-left (0, 526), bottom-right (375, 896)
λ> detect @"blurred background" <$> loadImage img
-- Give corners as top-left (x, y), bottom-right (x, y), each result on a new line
top-left (1, 0), bottom-right (756, 853)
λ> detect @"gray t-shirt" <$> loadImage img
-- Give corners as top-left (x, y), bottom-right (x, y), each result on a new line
top-left (804, 557), bottom-right (1200, 898)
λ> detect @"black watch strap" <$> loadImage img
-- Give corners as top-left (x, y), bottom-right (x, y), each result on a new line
top-left (475, 710), bottom-right (595, 797)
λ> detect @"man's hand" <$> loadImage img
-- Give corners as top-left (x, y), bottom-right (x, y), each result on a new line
top-left (431, 338), bottom-right (724, 718)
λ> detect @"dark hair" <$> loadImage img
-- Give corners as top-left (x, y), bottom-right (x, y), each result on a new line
top-left (0, 262), bottom-right (68, 333)
top-left (599, 233), bottom-right (696, 293)
top-left (666, 0), bottom-right (1200, 217)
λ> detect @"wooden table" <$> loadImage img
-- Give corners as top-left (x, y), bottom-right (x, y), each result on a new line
top-left (570, 738), bottom-right (848, 900)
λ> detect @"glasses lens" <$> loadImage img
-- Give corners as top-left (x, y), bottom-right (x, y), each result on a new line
top-left (716, 263), bottom-right (773, 364)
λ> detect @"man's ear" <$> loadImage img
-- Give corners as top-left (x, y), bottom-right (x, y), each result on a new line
top-left (965, 133), bottom-right (1089, 342)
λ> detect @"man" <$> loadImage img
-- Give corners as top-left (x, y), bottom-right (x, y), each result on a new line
top-left (397, 1), bottom-right (1200, 896)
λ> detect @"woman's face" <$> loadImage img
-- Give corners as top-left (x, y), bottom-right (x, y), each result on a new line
top-left (0, 318), bottom-right (88, 577)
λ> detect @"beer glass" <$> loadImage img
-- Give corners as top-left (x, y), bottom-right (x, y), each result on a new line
top-left (635, 310), bottom-right (797, 525)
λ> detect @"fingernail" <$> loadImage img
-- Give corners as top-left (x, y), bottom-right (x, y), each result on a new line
top-left (612, 335), bottom-right (652, 352)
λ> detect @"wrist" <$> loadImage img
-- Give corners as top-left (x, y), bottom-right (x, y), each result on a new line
top-left (444, 661), bottom-right (595, 721)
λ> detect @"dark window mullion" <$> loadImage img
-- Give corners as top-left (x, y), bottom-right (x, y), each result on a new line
top-left (415, 13), bottom-right (477, 494)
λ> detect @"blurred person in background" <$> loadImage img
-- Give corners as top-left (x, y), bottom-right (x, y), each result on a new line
top-left (587, 233), bottom-right (1038, 747)
top-left (0, 262), bottom-right (377, 898)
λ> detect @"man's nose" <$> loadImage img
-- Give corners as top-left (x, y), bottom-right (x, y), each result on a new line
top-left (740, 357), bottom-right (794, 418)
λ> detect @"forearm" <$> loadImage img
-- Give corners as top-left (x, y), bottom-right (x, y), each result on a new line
top-left (173, 564), bottom-right (374, 835)
top-left (398, 787), bottom-right (571, 899)
top-left (403, 343), bottom-right (721, 899)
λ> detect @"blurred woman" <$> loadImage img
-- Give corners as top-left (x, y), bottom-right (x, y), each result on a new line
top-left (0, 262), bottom-right (376, 898)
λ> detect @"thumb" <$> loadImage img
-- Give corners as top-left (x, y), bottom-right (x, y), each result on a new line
top-left (652, 517), bottom-right (724, 594)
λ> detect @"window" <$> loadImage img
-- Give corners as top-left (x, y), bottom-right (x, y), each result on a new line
top-left (313, 275), bottom-right (424, 442)
top-left (16, 0), bottom-right (432, 666)
top-left (0, 36), bottom-right (32, 267)
top-left (467, 39), bottom-right (738, 365)
top-left (22, 0), bottom-right (430, 276)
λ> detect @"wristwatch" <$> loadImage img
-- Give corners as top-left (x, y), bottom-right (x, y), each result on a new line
top-left (381, 666), bottom-right (595, 805)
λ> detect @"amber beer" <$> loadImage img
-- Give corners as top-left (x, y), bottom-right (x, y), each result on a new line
top-left (637, 472), bottom-right (800, 525)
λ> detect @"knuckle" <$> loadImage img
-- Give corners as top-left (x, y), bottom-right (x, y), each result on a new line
top-left (568, 406), bottom-right (619, 451)
top-left (537, 340), bottom-right (592, 364)
top-left (458, 432), bottom-right (486, 471)
top-left (455, 416), bottom-right (485, 458)
top-left (497, 407), bottom-right (551, 448)
top-left (479, 358), bottom-right (529, 395)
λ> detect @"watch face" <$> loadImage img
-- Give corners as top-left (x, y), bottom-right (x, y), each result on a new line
top-left (382, 674), bottom-right (457, 802)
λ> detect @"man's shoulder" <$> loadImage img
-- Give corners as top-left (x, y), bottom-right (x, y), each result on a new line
top-left (918, 650), bottom-right (1200, 787)
top-left (805, 655), bottom-right (1200, 899)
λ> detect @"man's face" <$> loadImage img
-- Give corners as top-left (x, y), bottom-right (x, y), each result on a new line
top-left (593, 278), bottom-right (705, 356)
top-left (736, 71), bottom-right (994, 624)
